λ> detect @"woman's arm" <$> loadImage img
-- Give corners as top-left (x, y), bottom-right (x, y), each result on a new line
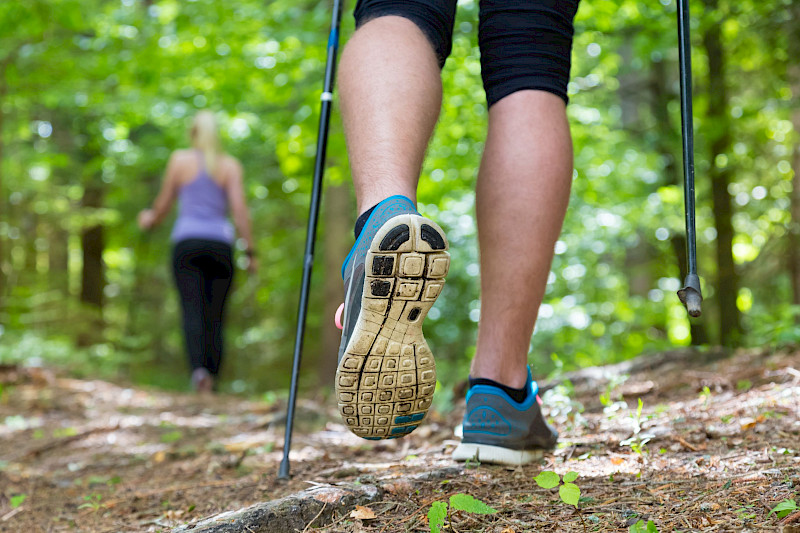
top-left (225, 158), bottom-right (256, 267)
top-left (138, 152), bottom-right (180, 230)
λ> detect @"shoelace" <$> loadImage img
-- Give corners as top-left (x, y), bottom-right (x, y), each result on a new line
top-left (335, 302), bottom-right (344, 330)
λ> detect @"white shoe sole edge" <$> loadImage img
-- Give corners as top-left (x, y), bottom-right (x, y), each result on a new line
top-left (452, 442), bottom-right (546, 466)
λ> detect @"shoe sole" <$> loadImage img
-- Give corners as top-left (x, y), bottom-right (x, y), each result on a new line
top-left (336, 214), bottom-right (450, 440)
top-left (451, 442), bottom-right (546, 465)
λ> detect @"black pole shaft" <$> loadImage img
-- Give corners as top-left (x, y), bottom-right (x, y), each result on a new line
top-left (676, 0), bottom-right (703, 317)
top-left (677, 0), bottom-right (697, 276)
top-left (279, 0), bottom-right (344, 480)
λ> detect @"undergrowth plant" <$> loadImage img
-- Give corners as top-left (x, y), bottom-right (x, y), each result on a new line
top-left (620, 398), bottom-right (654, 457)
top-left (769, 498), bottom-right (798, 519)
top-left (427, 493), bottom-right (497, 533)
top-left (533, 470), bottom-right (581, 508)
top-left (629, 519), bottom-right (659, 532)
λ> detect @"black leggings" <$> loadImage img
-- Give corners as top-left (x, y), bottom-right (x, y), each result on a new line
top-left (354, 0), bottom-right (580, 106)
top-left (172, 239), bottom-right (233, 376)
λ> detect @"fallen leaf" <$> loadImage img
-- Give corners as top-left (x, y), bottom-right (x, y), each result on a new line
top-left (153, 451), bottom-right (166, 463)
top-left (611, 457), bottom-right (625, 465)
top-left (740, 418), bottom-right (757, 430)
top-left (501, 528), bottom-right (517, 533)
top-left (350, 505), bottom-right (376, 520)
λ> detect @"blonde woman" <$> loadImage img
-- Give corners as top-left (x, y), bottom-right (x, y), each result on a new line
top-left (138, 111), bottom-right (255, 392)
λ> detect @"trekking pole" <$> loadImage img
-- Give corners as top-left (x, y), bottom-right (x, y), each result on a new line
top-left (279, 0), bottom-right (344, 480)
top-left (675, 0), bottom-right (703, 318)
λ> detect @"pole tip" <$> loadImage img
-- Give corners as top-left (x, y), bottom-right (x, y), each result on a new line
top-left (682, 290), bottom-right (702, 317)
top-left (278, 458), bottom-right (290, 480)
top-left (677, 274), bottom-right (703, 318)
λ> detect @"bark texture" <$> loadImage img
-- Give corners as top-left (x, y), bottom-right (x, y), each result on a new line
top-left (171, 483), bottom-right (382, 533)
top-left (787, 2), bottom-right (800, 309)
top-left (702, 0), bottom-right (742, 345)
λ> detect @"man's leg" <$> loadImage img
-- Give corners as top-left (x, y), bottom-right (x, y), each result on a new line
top-left (338, 15), bottom-right (443, 214)
top-left (472, 90), bottom-right (573, 388)
top-left (453, 0), bottom-right (580, 464)
top-left (335, 5), bottom-right (456, 440)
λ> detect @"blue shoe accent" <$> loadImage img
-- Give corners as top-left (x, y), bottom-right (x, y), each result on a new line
top-left (463, 406), bottom-right (511, 436)
top-left (464, 367), bottom-right (540, 410)
top-left (341, 195), bottom-right (417, 278)
top-left (410, 412), bottom-right (425, 422)
top-left (391, 425), bottom-right (417, 435)
top-left (395, 415), bottom-right (412, 424)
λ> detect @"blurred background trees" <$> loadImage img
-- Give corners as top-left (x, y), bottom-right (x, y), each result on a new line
top-left (0, 0), bottom-right (797, 396)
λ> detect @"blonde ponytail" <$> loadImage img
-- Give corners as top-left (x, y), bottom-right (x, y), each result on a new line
top-left (190, 110), bottom-right (221, 178)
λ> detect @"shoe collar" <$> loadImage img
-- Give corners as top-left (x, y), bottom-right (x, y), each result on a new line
top-left (465, 367), bottom-right (539, 411)
top-left (341, 194), bottom-right (417, 279)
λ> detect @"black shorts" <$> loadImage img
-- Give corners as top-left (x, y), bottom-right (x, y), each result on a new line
top-left (353, 0), bottom-right (580, 106)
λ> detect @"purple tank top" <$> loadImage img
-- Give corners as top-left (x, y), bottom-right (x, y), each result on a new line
top-left (171, 152), bottom-right (235, 245)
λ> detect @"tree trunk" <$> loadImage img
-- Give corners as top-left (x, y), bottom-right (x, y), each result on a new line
top-left (787, 2), bottom-right (800, 309)
top-left (702, 0), bottom-right (742, 346)
top-left (319, 183), bottom-right (354, 386)
top-left (23, 211), bottom-right (38, 274)
top-left (80, 185), bottom-right (105, 309)
top-left (0, 59), bottom-right (8, 305)
top-left (49, 225), bottom-right (70, 294)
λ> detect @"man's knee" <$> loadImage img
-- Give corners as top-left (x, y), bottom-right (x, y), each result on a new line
top-left (353, 0), bottom-right (458, 67)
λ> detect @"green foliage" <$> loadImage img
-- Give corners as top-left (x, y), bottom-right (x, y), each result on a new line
top-left (10, 494), bottom-right (27, 509)
top-left (160, 430), bottom-right (183, 443)
top-left (559, 483), bottom-right (581, 508)
top-left (620, 398), bottom-right (653, 456)
top-left (535, 471), bottom-right (582, 508)
top-left (78, 493), bottom-right (103, 512)
top-left (427, 494), bottom-right (497, 533)
top-left (629, 519), bottom-right (659, 533)
top-left (534, 471), bottom-right (561, 490)
top-left (1, 0), bottom-right (799, 395)
top-left (448, 493), bottom-right (497, 514)
top-left (427, 501), bottom-right (447, 533)
top-left (768, 498), bottom-right (798, 519)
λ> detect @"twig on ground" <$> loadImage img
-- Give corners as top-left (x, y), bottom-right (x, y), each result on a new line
top-left (24, 424), bottom-right (121, 458)
top-left (0, 506), bottom-right (23, 522)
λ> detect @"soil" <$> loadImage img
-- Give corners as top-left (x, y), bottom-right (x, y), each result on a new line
top-left (0, 346), bottom-right (798, 532)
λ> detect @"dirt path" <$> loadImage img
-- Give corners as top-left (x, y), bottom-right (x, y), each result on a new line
top-left (1, 347), bottom-right (798, 532)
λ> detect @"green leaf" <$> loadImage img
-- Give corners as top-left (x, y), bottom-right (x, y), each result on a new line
top-left (559, 482), bottom-right (581, 508)
top-left (10, 494), bottom-right (26, 508)
top-left (628, 519), bottom-right (659, 533)
top-left (160, 430), bottom-right (183, 443)
top-left (768, 499), bottom-right (797, 518)
top-left (629, 520), bottom-right (646, 533)
top-left (428, 501), bottom-right (447, 533)
top-left (449, 493), bottom-right (497, 514)
top-left (534, 471), bottom-right (561, 489)
top-left (563, 471), bottom-right (579, 483)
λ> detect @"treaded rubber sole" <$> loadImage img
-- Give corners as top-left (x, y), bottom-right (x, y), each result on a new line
top-left (451, 442), bottom-right (546, 466)
top-left (336, 214), bottom-right (449, 440)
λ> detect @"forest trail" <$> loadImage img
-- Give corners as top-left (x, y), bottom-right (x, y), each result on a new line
top-left (1, 347), bottom-right (798, 532)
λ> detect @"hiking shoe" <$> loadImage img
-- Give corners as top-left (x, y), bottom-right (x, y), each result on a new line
top-left (452, 368), bottom-right (558, 465)
top-left (336, 195), bottom-right (450, 440)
